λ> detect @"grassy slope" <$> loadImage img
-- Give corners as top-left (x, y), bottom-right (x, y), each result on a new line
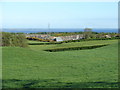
top-left (2, 40), bottom-right (118, 88)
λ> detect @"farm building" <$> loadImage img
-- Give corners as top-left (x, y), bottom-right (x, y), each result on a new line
top-left (54, 37), bottom-right (63, 42)
top-left (105, 35), bottom-right (111, 38)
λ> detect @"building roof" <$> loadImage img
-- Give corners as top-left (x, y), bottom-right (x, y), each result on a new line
top-left (55, 37), bottom-right (63, 42)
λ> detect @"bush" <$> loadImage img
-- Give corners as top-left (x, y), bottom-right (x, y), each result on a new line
top-left (2, 32), bottom-right (28, 47)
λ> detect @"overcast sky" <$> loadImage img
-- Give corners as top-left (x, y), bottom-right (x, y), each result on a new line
top-left (1, 1), bottom-right (118, 28)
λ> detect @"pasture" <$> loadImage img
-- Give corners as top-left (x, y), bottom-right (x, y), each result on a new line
top-left (2, 40), bottom-right (119, 88)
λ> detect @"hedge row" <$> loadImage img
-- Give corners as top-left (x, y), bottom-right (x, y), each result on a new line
top-left (27, 37), bottom-right (64, 45)
top-left (28, 37), bottom-right (120, 45)
top-left (61, 37), bottom-right (120, 43)
top-left (44, 44), bottom-right (109, 52)
top-left (2, 32), bottom-right (28, 47)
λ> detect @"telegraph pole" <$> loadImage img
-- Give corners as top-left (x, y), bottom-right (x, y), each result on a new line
top-left (48, 23), bottom-right (50, 35)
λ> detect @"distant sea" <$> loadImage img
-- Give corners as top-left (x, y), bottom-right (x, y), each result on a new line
top-left (2, 28), bottom-right (118, 33)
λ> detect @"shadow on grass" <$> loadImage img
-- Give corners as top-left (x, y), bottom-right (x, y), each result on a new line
top-left (2, 79), bottom-right (119, 88)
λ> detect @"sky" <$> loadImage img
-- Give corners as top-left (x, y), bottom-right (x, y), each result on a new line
top-left (1, 0), bottom-right (119, 2)
top-left (0, 1), bottom-right (118, 29)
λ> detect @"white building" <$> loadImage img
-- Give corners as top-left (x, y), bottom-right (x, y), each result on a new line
top-left (54, 37), bottom-right (63, 42)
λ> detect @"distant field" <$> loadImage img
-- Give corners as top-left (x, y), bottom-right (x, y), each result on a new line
top-left (2, 40), bottom-right (119, 88)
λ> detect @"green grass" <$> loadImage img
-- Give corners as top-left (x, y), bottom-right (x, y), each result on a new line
top-left (2, 40), bottom-right (119, 88)
top-left (28, 40), bottom-right (50, 44)
top-left (29, 40), bottom-right (117, 51)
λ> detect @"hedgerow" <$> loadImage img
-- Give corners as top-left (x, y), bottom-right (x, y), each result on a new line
top-left (2, 32), bottom-right (28, 47)
top-left (26, 37), bottom-right (51, 42)
top-left (44, 44), bottom-right (109, 52)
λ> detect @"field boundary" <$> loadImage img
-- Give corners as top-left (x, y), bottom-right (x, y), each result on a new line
top-left (44, 44), bottom-right (109, 52)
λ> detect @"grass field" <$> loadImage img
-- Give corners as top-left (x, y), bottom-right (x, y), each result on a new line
top-left (2, 40), bottom-right (119, 88)
top-left (28, 40), bottom-right (50, 44)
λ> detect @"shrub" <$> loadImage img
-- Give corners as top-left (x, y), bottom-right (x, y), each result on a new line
top-left (2, 32), bottom-right (28, 47)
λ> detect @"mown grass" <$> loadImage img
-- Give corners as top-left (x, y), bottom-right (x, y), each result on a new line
top-left (2, 40), bottom-right (119, 88)
top-left (28, 40), bottom-right (49, 44)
